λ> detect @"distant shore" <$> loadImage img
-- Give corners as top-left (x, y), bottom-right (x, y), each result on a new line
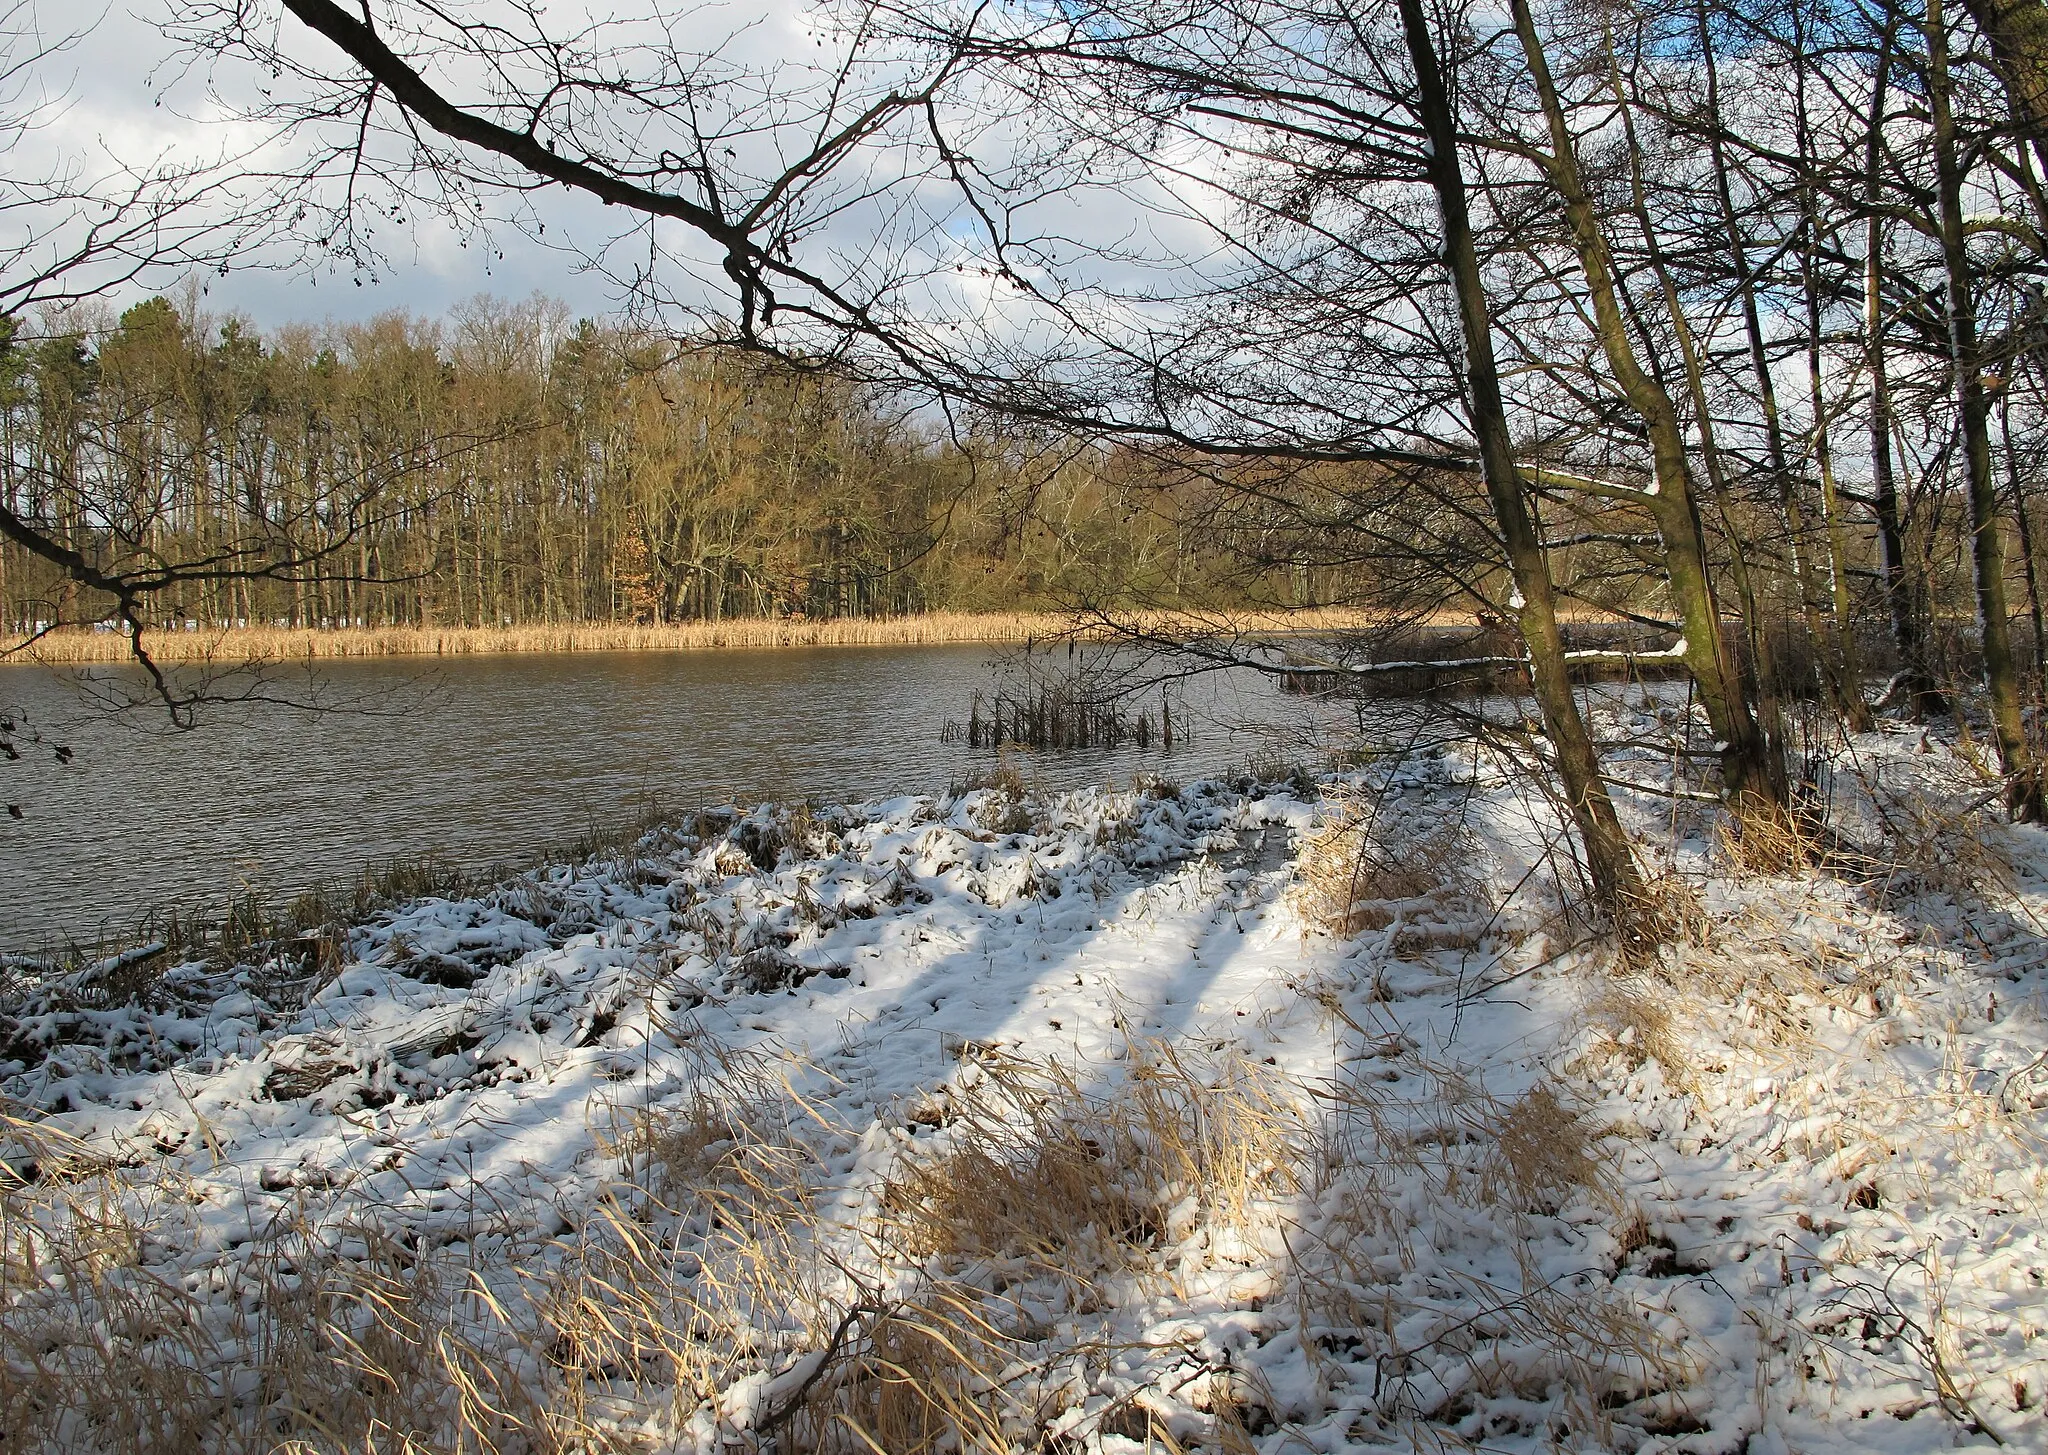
top-left (1, 607), bottom-right (1391, 665)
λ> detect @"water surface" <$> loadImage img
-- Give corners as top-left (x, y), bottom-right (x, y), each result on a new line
top-left (0, 645), bottom-right (1326, 948)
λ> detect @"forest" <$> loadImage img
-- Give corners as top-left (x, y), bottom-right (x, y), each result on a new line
top-left (0, 295), bottom-right (1248, 633)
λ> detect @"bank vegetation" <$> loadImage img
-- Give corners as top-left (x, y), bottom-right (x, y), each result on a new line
top-left (1, 607), bottom-right (1393, 664)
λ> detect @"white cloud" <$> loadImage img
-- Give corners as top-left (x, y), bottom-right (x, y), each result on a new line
top-left (2, 0), bottom-right (1252, 397)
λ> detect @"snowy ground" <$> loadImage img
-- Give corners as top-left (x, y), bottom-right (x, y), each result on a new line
top-left (2, 706), bottom-right (2045, 1453)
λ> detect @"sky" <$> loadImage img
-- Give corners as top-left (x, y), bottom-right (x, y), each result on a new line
top-left (8, 0), bottom-right (1242, 411)
top-left (24, 0), bottom-right (758, 329)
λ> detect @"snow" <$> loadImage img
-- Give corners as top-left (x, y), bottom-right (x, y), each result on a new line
top-left (2, 707), bottom-right (2045, 1452)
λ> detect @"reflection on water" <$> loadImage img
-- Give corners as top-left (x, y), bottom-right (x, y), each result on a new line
top-left (0, 645), bottom-right (1331, 948)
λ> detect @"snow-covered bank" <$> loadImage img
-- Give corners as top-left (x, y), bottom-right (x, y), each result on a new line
top-left (2, 720), bottom-right (2044, 1453)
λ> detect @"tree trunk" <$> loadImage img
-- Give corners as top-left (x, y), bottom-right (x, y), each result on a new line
top-left (1698, 1), bottom-right (1833, 718)
top-left (1931, 0), bottom-right (2045, 817)
top-left (1510, 0), bottom-right (1780, 810)
top-left (1863, 32), bottom-right (1946, 715)
top-left (1959, 0), bottom-right (2048, 177)
top-left (1605, 33), bottom-right (1780, 741)
top-left (1398, 0), bottom-right (1650, 931)
top-left (1787, 3), bottom-right (1873, 730)
top-left (1807, 327), bottom-right (1874, 731)
top-left (2001, 392), bottom-right (2048, 696)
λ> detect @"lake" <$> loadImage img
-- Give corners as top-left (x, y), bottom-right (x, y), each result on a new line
top-left (0, 644), bottom-right (1335, 949)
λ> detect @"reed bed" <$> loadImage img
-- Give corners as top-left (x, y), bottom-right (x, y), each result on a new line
top-left (953, 685), bottom-right (1179, 750)
top-left (1, 607), bottom-right (1387, 665)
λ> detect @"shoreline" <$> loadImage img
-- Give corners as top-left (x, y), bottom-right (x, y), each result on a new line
top-left (0, 606), bottom-right (1392, 665)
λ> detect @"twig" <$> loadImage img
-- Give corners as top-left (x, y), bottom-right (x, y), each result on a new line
top-left (756, 1298), bottom-right (887, 1439)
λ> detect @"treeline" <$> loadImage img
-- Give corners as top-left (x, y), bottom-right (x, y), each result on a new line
top-left (0, 295), bottom-right (1251, 633)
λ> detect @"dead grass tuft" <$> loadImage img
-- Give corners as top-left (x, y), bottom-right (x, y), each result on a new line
top-left (240, 1218), bottom-right (537, 1451)
top-left (777, 1287), bottom-right (1024, 1455)
top-left (950, 753), bottom-right (1036, 834)
top-left (1576, 919), bottom-right (1843, 1106)
top-left (628, 1040), bottom-right (806, 1200)
top-left (1615, 871), bottom-right (1710, 964)
top-left (1488, 1083), bottom-right (1605, 1214)
top-left (1294, 789), bottom-right (1485, 944)
top-left (885, 1121), bottom-right (1151, 1264)
top-left (1125, 1040), bottom-right (1300, 1232)
top-left (0, 1159), bottom-right (225, 1455)
top-left (1715, 796), bottom-right (1826, 877)
top-left (880, 1044), bottom-right (1297, 1274)
top-left (1584, 978), bottom-right (1696, 1088)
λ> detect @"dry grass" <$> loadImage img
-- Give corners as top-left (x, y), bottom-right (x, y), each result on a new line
top-left (0, 1105), bottom-right (550, 1454)
top-left (1588, 869), bottom-right (1710, 969)
top-left (1291, 1065), bottom-right (1682, 1442)
top-left (1577, 921), bottom-right (1842, 1101)
top-left (241, 1218), bottom-right (539, 1451)
top-left (1583, 978), bottom-right (1698, 1088)
top-left (3, 1039), bottom-right (1171, 1452)
top-left (885, 1112), bottom-right (1156, 1266)
top-left (829, 1043), bottom-right (1302, 1452)
top-left (0, 1026), bottom-right (1678, 1454)
top-left (1714, 749), bottom-right (2018, 908)
top-left (1122, 1039), bottom-right (1300, 1232)
top-left (1862, 781), bottom-right (2018, 905)
top-left (880, 1042), bottom-right (1297, 1274)
top-left (1, 607), bottom-right (1388, 665)
top-left (1293, 788), bottom-right (1486, 945)
top-left (1294, 1057), bottom-right (1679, 1450)
top-left (950, 754), bottom-right (1037, 834)
top-left (775, 1286), bottom-right (1027, 1455)
top-left (1487, 1083), bottom-right (1607, 1214)
top-left (1714, 795), bottom-right (1828, 877)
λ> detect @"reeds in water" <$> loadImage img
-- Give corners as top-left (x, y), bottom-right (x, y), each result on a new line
top-left (2, 612), bottom-right (1055, 663)
top-left (953, 686), bottom-right (1180, 751)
